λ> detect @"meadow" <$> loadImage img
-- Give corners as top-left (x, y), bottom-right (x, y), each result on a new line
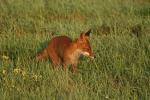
top-left (0, 0), bottom-right (150, 99)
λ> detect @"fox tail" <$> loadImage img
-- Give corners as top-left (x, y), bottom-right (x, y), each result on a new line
top-left (36, 48), bottom-right (48, 62)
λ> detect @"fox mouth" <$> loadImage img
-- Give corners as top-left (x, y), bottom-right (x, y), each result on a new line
top-left (90, 56), bottom-right (95, 59)
top-left (82, 52), bottom-right (95, 59)
top-left (82, 52), bottom-right (90, 56)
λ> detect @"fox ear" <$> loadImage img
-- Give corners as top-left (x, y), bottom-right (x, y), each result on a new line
top-left (80, 32), bottom-right (84, 40)
top-left (85, 29), bottom-right (91, 37)
top-left (79, 29), bottom-right (91, 40)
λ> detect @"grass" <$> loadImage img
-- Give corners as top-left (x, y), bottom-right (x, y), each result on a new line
top-left (0, 0), bottom-right (150, 99)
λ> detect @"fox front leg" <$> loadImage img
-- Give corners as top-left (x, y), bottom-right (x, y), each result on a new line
top-left (72, 64), bottom-right (78, 73)
top-left (63, 64), bottom-right (67, 71)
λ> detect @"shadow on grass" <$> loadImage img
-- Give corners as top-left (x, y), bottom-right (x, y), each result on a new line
top-left (135, 7), bottom-right (150, 17)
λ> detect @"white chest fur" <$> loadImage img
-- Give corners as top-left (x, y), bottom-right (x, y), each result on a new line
top-left (69, 49), bottom-right (82, 64)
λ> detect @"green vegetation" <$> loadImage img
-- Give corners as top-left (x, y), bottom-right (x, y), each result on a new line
top-left (0, 0), bottom-right (150, 99)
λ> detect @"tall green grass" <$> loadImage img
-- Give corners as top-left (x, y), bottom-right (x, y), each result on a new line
top-left (0, 0), bottom-right (150, 99)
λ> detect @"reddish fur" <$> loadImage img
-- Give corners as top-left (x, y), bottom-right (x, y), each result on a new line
top-left (36, 29), bottom-right (94, 73)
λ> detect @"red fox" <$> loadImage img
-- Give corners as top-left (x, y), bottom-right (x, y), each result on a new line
top-left (36, 29), bottom-right (95, 72)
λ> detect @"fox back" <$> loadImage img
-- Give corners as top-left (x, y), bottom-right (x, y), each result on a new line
top-left (36, 36), bottom-right (72, 61)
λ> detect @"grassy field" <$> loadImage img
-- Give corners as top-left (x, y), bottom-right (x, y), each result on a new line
top-left (0, 0), bottom-right (150, 99)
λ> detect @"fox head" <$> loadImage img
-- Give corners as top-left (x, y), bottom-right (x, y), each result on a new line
top-left (76, 29), bottom-right (95, 59)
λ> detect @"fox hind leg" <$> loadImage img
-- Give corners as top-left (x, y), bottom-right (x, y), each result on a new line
top-left (47, 49), bottom-right (61, 67)
top-left (36, 48), bottom-right (48, 61)
top-left (72, 64), bottom-right (78, 73)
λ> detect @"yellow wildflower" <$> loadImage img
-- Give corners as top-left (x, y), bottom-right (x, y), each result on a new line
top-left (17, 88), bottom-right (21, 91)
top-left (2, 55), bottom-right (9, 60)
top-left (32, 74), bottom-right (38, 81)
top-left (22, 71), bottom-right (27, 80)
top-left (11, 84), bottom-right (15, 88)
top-left (39, 75), bottom-right (42, 79)
top-left (13, 68), bottom-right (22, 74)
top-left (22, 70), bottom-right (26, 77)
top-left (2, 70), bottom-right (6, 75)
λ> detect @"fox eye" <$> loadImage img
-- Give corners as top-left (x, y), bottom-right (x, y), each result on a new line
top-left (83, 47), bottom-right (89, 51)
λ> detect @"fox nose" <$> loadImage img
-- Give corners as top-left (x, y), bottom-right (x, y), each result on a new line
top-left (93, 55), bottom-right (96, 58)
top-left (90, 54), bottom-right (96, 59)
